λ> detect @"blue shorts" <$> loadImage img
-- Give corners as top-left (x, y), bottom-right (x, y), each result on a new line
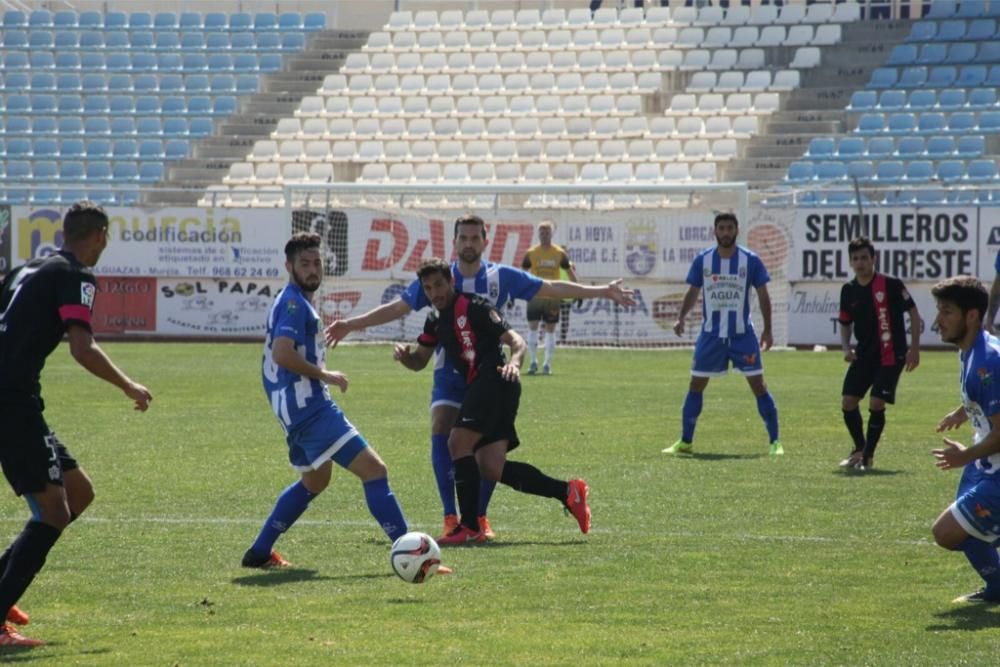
top-left (691, 331), bottom-right (764, 377)
top-left (950, 464), bottom-right (1000, 546)
top-left (286, 404), bottom-right (368, 472)
top-left (431, 364), bottom-right (467, 409)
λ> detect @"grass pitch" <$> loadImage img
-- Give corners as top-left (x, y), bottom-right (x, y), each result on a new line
top-left (2, 343), bottom-right (999, 665)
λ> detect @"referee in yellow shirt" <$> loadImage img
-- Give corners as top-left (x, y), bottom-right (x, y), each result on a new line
top-left (521, 220), bottom-right (577, 375)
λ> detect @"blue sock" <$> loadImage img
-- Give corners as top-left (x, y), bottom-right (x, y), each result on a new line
top-left (431, 434), bottom-right (457, 516)
top-left (959, 537), bottom-right (1000, 595)
top-left (363, 477), bottom-right (408, 542)
top-left (478, 479), bottom-right (497, 517)
top-left (681, 391), bottom-right (703, 443)
top-left (756, 392), bottom-right (779, 443)
top-left (250, 480), bottom-right (316, 556)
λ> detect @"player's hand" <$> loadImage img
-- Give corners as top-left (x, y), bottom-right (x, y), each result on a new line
top-left (759, 329), bottom-right (773, 352)
top-left (843, 349), bottom-right (857, 363)
top-left (933, 438), bottom-right (968, 470)
top-left (904, 348), bottom-right (920, 372)
top-left (606, 279), bottom-right (636, 307)
top-left (321, 370), bottom-right (349, 393)
top-left (124, 382), bottom-right (152, 412)
top-left (936, 409), bottom-right (966, 432)
top-left (324, 320), bottom-right (353, 347)
top-left (498, 363), bottom-right (520, 383)
top-left (673, 319), bottom-right (685, 337)
top-left (393, 343), bottom-right (411, 363)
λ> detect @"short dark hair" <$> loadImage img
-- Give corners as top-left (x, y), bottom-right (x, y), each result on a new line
top-left (848, 237), bottom-right (875, 257)
top-left (417, 257), bottom-right (452, 283)
top-left (284, 231), bottom-right (321, 262)
top-left (63, 200), bottom-right (108, 244)
top-left (714, 212), bottom-right (739, 228)
top-left (932, 275), bottom-right (988, 322)
top-left (454, 214), bottom-right (486, 239)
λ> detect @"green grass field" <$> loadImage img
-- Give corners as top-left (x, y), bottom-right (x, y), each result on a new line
top-left (3, 343), bottom-right (1000, 666)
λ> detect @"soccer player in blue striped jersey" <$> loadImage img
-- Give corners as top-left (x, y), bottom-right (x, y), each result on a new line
top-left (327, 214), bottom-right (634, 539)
top-left (242, 232), bottom-right (409, 569)
top-left (663, 212), bottom-right (782, 457)
top-left (931, 276), bottom-right (1000, 604)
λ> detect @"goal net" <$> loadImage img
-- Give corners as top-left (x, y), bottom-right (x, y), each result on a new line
top-left (285, 182), bottom-right (790, 348)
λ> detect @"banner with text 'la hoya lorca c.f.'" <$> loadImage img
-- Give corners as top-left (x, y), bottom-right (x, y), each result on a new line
top-left (10, 206), bottom-right (289, 278)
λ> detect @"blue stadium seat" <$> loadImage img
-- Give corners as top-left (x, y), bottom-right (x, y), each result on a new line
top-left (183, 53), bottom-right (208, 71)
top-left (163, 118), bottom-right (189, 136)
top-left (279, 12), bottom-right (302, 30)
top-left (234, 54), bottom-right (259, 72)
top-left (917, 112), bottom-right (947, 133)
top-left (58, 95), bottom-right (83, 114)
top-left (945, 42), bottom-right (977, 64)
top-left (28, 9), bottom-right (51, 26)
top-left (109, 96), bottom-right (135, 115)
top-left (162, 96), bottom-right (187, 115)
top-left (888, 113), bottom-right (917, 134)
top-left (86, 139), bottom-right (112, 158)
top-left (130, 12), bottom-right (153, 30)
top-left (79, 33), bottom-right (104, 51)
top-left (304, 13), bottom-right (326, 30)
top-left (980, 110), bottom-right (1000, 131)
top-left (57, 74), bottom-right (81, 92)
top-left (186, 75), bottom-right (211, 93)
top-left (848, 90), bottom-right (877, 111)
top-left (928, 2), bottom-right (958, 19)
top-left (187, 96), bottom-right (211, 114)
top-left (907, 20), bottom-right (937, 41)
top-left (206, 33), bottom-right (230, 50)
top-left (806, 137), bottom-right (835, 159)
top-left (82, 95), bottom-right (109, 115)
top-left (815, 162), bottom-right (847, 181)
top-left (86, 161), bottom-right (113, 181)
top-left (165, 139), bottom-right (189, 160)
top-left (785, 161), bottom-right (815, 182)
top-left (113, 139), bottom-right (138, 159)
top-left (134, 53), bottom-right (159, 73)
top-left (79, 11), bottom-right (102, 28)
top-left (54, 31), bottom-right (78, 49)
top-left (155, 12), bottom-right (178, 30)
top-left (137, 118), bottom-right (164, 136)
top-left (823, 191), bottom-right (858, 207)
top-left (81, 73), bottom-right (106, 93)
top-left (31, 116), bottom-right (56, 134)
top-left (208, 54), bottom-right (233, 71)
top-left (105, 53), bottom-right (130, 72)
top-left (113, 162), bottom-right (140, 181)
top-left (204, 12), bottom-right (227, 31)
top-left (60, 139), bottom-right (85, 159)
top-left (255, 32), bottom-right (280, 50)
top-left (54, 11), bottom-right (76, 28)
top-left (281, 33), bottom-right (305, 50)
top-left (957, 1), bottom-right (989, 18)
top-left (133, 75), bottom-right (159, 93)
top-left (988, 65), bottom-right (1000, 85)
top-left (30, 73), bottom-right (56, 91)
top-left (878, 90), bottom-right (907, 111)
top-left (938, 159), bottom-right (966, 182)
top-left (259, 54), bottom-right (283, 73)
top-left (938, 88), bottom-right (967, 109)
top-left (5, 95), bottom-right (29, 114)
top-left (135, 96), bottom-right (160, 115)
top-left (32, 52), bottom-right (56, 71)
top-left (7, 161), bottom-right (31, 179)
top-left (837, 137), bottom-right (866, 159)
top-left (5, 139), bottom-right (32, 158)
top-left (189, 118), bottom-right (214, 136)
top-left (231, 32), bottom-right (255, 50)
top-left (84, 117), bottom-right (110, 135)
top-left (181, 32), bottom-right (206, 50)
top-left (29, 31), bottom-right (54, 49)
top-left (32, 95), bottom-right (57, 114)
top-left (846, 161), bottom-right (875, 180)
top-left (956, 135), bottom-right (985, 157)
top-left (908, 89), bottom-right (937, 110)
top-left (60, 161), bottom-right (85, 180)
top-left (110, 117), bottom-right (136, 135)
top-left (875, 161), bottom-right (905, 182)
top-left (3, 10), bottom-right (26, 27)
top-left (159, 75), bottom-right (185, 94)
top-left (897, 136), bottom-right (926, 158)
top-left (2, 30), bottom-right (28, 48)
top-left (4, 52), bottom-right (28, 70)
top-left (105, 31), bottom-right (129, 50)
top-left (156, 32), bottom-right (180, 51)
top-left (935, 19), bottom-right (967, 40)
top-left (211, 75), bottom-right (235, 92)
top-left (139, 163), bottom-right (165, 183)
top-left (968, 159), bottom-right (999, 181)
top-left (57, 116), bottom-right (83, 135)
top-left (950, 111), bottom-right (979, 132)
top-left (913, 189), bottom-right (949, 206)
top-left (236, 75), bottom-right (258, 94)
top-left (927, 66), bottom-right (957, 87)
top-left (255, 12), bottom-right (278, 31)
top-left (957, 64), bottom-right (987, 85)
top-left (139, 139), bottom-right (164, 159)
top-left (869, 68), bottom-right (898, 88)
top-left (157, 54), bottom-right (183, 73)
top-left (180, 12), bottom-right (202, 30)
top-left (975, 41), bottom-right (1000, 63)
top-left (230, 12), bottom-right (252, 31)
top-left (132, 32), bottom-right (155, 50)
top-left (213, 96), bottom-right (238, 115)
top-left (101, 11), bottom-right (125, 29)
top-left (905, 160), bottom-right (935, 182)
top-left (918, 43), bottom-right (948, 65)
top-left (926, 135), bottom-right (957, 157)
top-left (55, 53), bottom-right (81, 70)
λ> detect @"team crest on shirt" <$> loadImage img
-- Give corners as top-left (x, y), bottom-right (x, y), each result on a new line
top-left (738, 266), bottom-right (746, 279)
top-left (80, 282), bottom-right (96, 309)
top-left (489, 282), bottom-right (499, 300)
top-left (978, 368), bottom-right (992, 386)
top-left (875, 290), bottom-right (885, 303)
top-left (457, 315), bottom-right (467, 328)
top-left (489, 309), bottom-right (501, 323)
top-left (703, 267), bottom-right (712, 277)
top-left (901, 289), bottom-right (911, 301)
top-left (286, 300), bottom-right (299, 314)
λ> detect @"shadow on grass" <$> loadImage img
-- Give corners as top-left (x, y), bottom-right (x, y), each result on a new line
top-left (664, 452), bottom-right (764, 462)
top-left (926, 604), bottom-right (1000, 631)
top-left (232, 568), bottom-right (392, 587)
top-left (832, 468), bottom-right (903, 477)
top-left (440, 539), bottom-right (588, 549)
top-left (0, 646), bottom-right (110, 663)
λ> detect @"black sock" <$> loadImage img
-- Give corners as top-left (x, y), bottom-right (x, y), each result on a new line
top-left (0, 521), bottom-right (62, 618)
top-left (453, 456), bottom-right (481, 531)
top-left (864, 410), bottom-right (886, 460)
top-left (843, 408), bottom-right (865, 452)
top-left (500, 461), bottom-right (567, 502)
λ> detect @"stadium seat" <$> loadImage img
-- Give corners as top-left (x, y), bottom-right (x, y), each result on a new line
top-left (937, 88), bottom-right (967, 109)
top-left (968, 159), bottom-right (999, 182)
top-left (837, 137), bottom-right (866, 159)
top-left (938, 159), bottom-right (966, 182)
top-left (927, 135), bottom-right (957, 158)
top-left (879, 90), bottom-right (907, 111)
top-left (956, 135), bottom-right (986, 157)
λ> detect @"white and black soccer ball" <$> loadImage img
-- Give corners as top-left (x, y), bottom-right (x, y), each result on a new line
top-left (390, 531), bottom-right (442, 584)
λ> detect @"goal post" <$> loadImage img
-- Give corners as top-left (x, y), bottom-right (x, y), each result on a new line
top-left (283, 182), bottom-right (790, 348)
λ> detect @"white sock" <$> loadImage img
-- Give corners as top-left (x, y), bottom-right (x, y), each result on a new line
top-left (528, 329), bottom-right (539, 364)
top-left (543, 332), bottom-right (555, 366)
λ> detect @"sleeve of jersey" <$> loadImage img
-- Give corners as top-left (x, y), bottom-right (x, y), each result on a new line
top-left (751, 255), bottom-right (770, 287)
top-left (57, 272), bottom-right (96, 330)
top-left (686, 255), bottom-right (703, 287)
top-left (837, 284), bottom-right (852, 324)
top-left (979, 363), bottom-right (1000, 417)
top-left (475, 301), bottom-right (511, 338)
top-left (502, 265), bottom-right (543, 301)
top-left (273, 297), bottom-right (306, 344)
top-left (895, 279), bottom-right (917, 310)
top-left (417, 313), bottom-right (438, 347)
top-left (400, 277), bottom-right (430, 311)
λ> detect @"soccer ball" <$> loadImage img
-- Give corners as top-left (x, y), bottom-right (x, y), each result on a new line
top-left (390, 531), bottom-right (442, 584)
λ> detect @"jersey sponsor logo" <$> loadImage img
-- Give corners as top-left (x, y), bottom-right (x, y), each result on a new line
top-left (975, 503), bottom-right (992, 519)
top-left (80, 282), bottom-right (96, 309)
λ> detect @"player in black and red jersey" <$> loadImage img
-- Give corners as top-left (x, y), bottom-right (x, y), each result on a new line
top-left (0, 201), bottom-right (152, 647)
top-left (392, 258), bottom-right (590, 545)
top-left (838, 237), bottom-right (921, 471)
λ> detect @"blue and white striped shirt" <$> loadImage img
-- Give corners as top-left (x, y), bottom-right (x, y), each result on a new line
top-left (686, 245), bottom-right (769, 338)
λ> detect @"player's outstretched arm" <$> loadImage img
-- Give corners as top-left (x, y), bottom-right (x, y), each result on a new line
top-left (67, 325), bottom-right (152, 411)
top-left (393, 342), bottom-right (433, 372)
top-left (325, 298), bottom-right (413, 346)
top-left (272, 336), bottom-right (348, 393)
top-left (537, 278), bottom-right (635, 307)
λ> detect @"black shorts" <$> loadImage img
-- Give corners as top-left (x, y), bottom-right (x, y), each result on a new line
top-left (842, 357), bottom-right (906, 404)
top-left (0, 405), bottom-right (78, 496)
top-left (456, 373), bottom-right (520, 451)
top-left (527, 297), bottom-right (561, 324)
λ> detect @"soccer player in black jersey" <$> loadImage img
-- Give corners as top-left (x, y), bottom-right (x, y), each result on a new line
top-left (392, 258), bottom-right (591, 545)
top-left (0, 202), bottom-right (152, 647)
top-left (837, 237), bottom-right (921, 471)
